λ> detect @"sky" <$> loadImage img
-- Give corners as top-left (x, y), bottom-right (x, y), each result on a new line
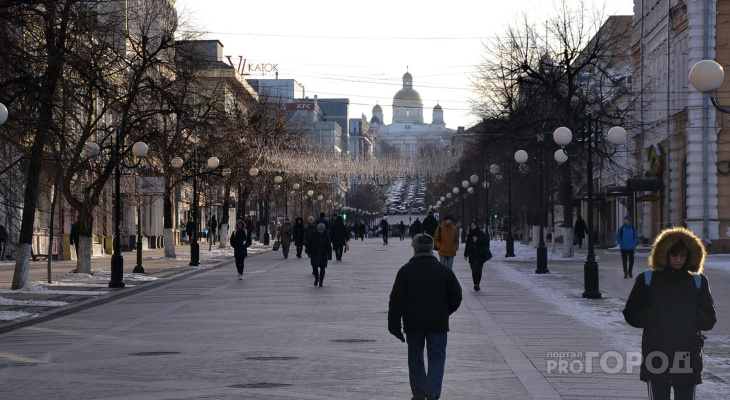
top-left (174, 0), bottom-right (635, 130)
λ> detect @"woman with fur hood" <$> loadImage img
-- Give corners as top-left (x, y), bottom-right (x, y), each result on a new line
top-left (623, 227), bottom-right (716, 400)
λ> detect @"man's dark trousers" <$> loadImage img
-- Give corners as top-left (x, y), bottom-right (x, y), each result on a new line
top-left (407, 332), bottom-right (447, 399)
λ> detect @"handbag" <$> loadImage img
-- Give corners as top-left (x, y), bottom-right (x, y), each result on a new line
top-left (344, 243), bottom-right (349, 253)
top-left (485, 247), bottom-right (493, 262)
top-left (272, 240), bottom-right (280, 251)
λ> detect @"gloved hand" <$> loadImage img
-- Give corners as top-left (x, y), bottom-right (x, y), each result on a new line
top-left (389, 329), bottom-right (405, 343)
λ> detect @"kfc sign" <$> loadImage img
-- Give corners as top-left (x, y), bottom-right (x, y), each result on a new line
top-left (284, 102), bottom-right (314, 110)
top-left (225, 56), bottom-right (279, 76)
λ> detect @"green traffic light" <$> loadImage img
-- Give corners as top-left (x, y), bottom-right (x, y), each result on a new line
top-left (343, 214), bottom-right (347, 220)
top-left (494, 214), bottom-right (498, 218)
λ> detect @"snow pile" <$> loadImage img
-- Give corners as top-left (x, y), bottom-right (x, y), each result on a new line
top-left (0, 311), bottom-right (37, 321)
top-left (0, 297), bottom-right (68, 307)
top-left (53, 268), bottom-right (158, 282)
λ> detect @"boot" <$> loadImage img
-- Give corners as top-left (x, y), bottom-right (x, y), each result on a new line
top-left (623, 271), bottom-right (628, 279)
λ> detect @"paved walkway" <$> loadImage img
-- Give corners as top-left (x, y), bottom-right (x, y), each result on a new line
top-left (0, 236), bottom-right (728, 399)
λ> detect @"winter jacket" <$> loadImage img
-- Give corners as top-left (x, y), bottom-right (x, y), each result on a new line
top-left (623, 227), bottom-right (716, 385)
top-left (434, 222), bottom-right (459, 257)
top-left (379, 218), bottom-right (389, 233)
top-left (616, 223), bottom-right (639, 250)
top-left (464, 227), bottom-right (489, 265)
top-left (574, 218), bottom-right (587, 239)
top-left (304, 223), bottom-right (316, 256)
top-left (308, 231), bottom-right (332, 267)
top-left (293, 220), bottom-right (305, 246)
top-left (330, 219), bottom-right (349, 247)
top-left (280, 222), bottom-right (293, 246)
top-left (422, 215), bottom-right (438, 237)
top-left (230, 224), bottom-right (249, 259)
top-left (409, 220), bottom-right (422, 238)
top-left (388, 252), bottom-right (462, 333)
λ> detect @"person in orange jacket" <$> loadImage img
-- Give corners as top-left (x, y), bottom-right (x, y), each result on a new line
top-left (433, 215), bottom-right (459, 270)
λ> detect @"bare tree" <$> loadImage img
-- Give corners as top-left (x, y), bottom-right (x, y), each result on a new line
top-left (470, 1), bottom-right (633, 256)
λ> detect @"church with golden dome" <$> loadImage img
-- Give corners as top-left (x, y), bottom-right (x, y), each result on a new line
top-left (369, 70), bottom-right (457, 156)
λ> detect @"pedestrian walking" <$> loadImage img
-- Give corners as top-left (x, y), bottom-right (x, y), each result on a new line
top-left (315, 212), bottom-right (329, 236)
top-left (230, 220), bottom-right (249, 280)
top-left (185, 219), bottom-right (196, 243)
top-left (358, 221), bottom-right (366, 241)
top-left (70, 220), bottom-right (80, 258)
top-left (388, 233), bottom-right (462, 400)
top-left (433, 215), bottom-right (459, 270)
top-left (422, 211), bottom-right (438, 238)
top-left (208, 215), bottom-right (218, 245)
top-left (623, 227), bottom-right (716, 400)
top-left (307, 223), bottom-right (332, 287)
top-left (574, 214), bottom-right (587, 248)
top-left (616, 214), bottom-right (639, 278)
top-left (463, 220), bottom-right (491, 291)
top-left (0, 223), bottom-right (7, 260)
top-left (409, 217), bottom-right (422, 238)
top-left (293, 217), bottom-right (305, 258)
top-left (330, 216), bottom-right (349, 261)
top-left (380, 215), bottom-right (390, 245)
top-left (280, 217), bottom-right (293, 259)
top-left (399, 221), bottom-right (406, 241)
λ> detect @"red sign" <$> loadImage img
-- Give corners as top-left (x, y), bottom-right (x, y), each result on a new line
top-left (284, 102), bottom-right (314, 110)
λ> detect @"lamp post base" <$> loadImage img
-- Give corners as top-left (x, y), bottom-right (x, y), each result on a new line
top-left (189, 242), bottom-right (200, 266)
top-left (582, 260), bottom-right (601, 299)
top-left (133, 238), bottom-right (144, 273)
top-left (505, 235), bottom-right (515, 257)
top-left (109, 253), bottom-right (125, 288)
top-left (535, 245), bottom-right (549, 273)
top-left (264, 229), bottom-right (270, 245)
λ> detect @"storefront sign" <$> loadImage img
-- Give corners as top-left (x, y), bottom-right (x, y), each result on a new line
top-left (225, 56), bottom-right (279, 76)
top-left (284, 102), bottom-right (315, 110)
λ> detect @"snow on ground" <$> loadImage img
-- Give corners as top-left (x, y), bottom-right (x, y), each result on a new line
top-left (0, 297), bottom-right (68, 307)
top-left (489, 240), bottom-right (641, 354)
top-left (0, 311), bottom-right (37, 321)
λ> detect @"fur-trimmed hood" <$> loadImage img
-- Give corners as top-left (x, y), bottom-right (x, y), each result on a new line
top-left (649, 227), bottom-right (706, 274)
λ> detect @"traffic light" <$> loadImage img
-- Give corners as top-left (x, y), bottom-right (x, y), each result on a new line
top-left (494, 214), bottom-right (498, 218)
top-left (343, 214), bottom-right (347, 220)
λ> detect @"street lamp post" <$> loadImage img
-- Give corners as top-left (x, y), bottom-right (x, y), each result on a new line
top-left (109, 138), bottom-right (148, 287)
top-left (505, 158), bottom-right (515, 257)
top-left (554, 115), bottom-right (627, 298)
top-left (470, 174), bottom-right (479, 222)
top-left (172, 152), bottom-right (220, 266)
top-left (515, 134), bottom-right (549, 274)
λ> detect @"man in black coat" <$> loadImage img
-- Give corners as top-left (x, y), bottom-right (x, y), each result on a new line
top-left (409, 218), bottom-right (422, 238)
top-left (421, 211), bottom-right (438, 238)
top-left (70, 220), bottom-right (79, 257)
top-left (388, 233), bottom-right (462, 400)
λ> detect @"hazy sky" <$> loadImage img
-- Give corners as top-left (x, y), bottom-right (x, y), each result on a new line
top-left (174, 0), bottom-right (634, 130)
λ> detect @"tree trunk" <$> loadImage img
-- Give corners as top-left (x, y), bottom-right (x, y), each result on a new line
top-left (163, 184), bottom-right (175, 258)
top-left (11, 244), bottom-right (31, 289)
top-left (218, 223), bottom-right (229, 249)
top-left (76, 236), bottom-right (93, 273)
top-left (164, 228), bottom-right (176, 259)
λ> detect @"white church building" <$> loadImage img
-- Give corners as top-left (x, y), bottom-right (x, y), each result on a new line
top-left (369, 71), bottom-right (457, 156)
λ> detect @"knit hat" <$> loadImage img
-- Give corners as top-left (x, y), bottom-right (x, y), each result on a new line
top-left (317, 223), bottom-right (326, 231)
top-left (444, 214), bottom-right (453, 221)
top-left (624, 215), bottom-right (631, 222)
top-left (411, 233), bottom-right (434, 252)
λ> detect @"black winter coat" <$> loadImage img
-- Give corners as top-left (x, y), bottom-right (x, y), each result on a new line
top-left (307, 231), bottom-right (332, 267)
top-left (293, 222), bottom-right (305, 246)
top-left (421, 216), bottom-right (438, 237)
top-left (330, 220), bottom-right (349, 247)
top-left (388, 252), bottom-right (462, 333)
top-left (409, 220), bottom-right (422, 238)
top-left (230, 228), bottom-right (249, 259)
top-left (623, 267), bottom-right (716, 384)
top-left (464, 228), bottom-right (489, 265)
